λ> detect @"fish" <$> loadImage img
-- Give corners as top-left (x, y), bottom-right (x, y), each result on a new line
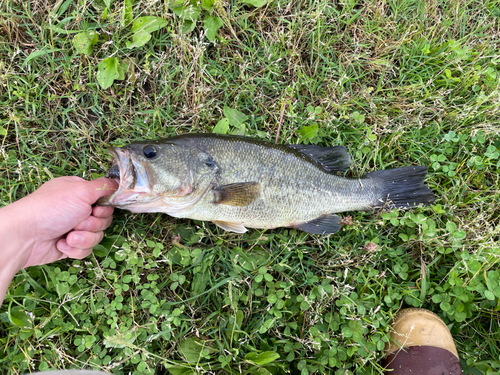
top-left (97, 133), bottom-right (435, 235)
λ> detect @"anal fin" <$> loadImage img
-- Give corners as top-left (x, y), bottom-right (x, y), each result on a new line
top-left (292, 214), bottom-right (341, 235)
top-left (213, 220), bottom-right (248, 233)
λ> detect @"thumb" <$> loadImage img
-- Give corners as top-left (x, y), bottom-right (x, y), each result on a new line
top-left (85, 177), bottom-right (119, 203)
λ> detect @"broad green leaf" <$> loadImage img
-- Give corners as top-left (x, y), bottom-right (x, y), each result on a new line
top-left (173, 5), bottom-right (202, 22)
top-left (213, 118), bottom-right (229, 134)
top-left (446, 221), bottom-right (457, 232)
top-left (97, 57), bottom-right (120, 89)
top-left (9, 306), bottom-right (32, 328)
top-left (131, 16), bottom-right (168, 34)
top-left (0, 126), bottom-right (7, 136)
top-left (103, 0), bottom-right (113, 7)
top-left (231, 122), bottom-right (246, 136)
top-left (164, 365), bottom-right (195, 375)
top-left (73, 31), bottom-right (98, 55)
top-left (117, 61), bottom-right (126, 80)
top-left (245, 351), bottom-right (280, 365)
top-left (178, 338), bottom-right (206, 363)
top-left (181, 20), bottom-right (197, 34)
top-left (240, 0), bottom-right (268, 7)
top-left (126, 30), bottom-right (152, 49)
top-left (204, 16), bottom-right (223, 42)
top-left (23, 48), bottom-right (62, 67)
top-left (267, 294), bottom-right (277, 304)
top-left (298, 124), bottom-right (319, 140)
top-left (201, 0), bottom-right (215, 10)
top-left (224, 106), bottom-right (249, 126)
top-left (121, 0), bottom-right (134, 26)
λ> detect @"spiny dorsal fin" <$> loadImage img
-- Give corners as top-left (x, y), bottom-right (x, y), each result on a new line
top-left (287, 144), bottom-right (351, 173)
top-left (213, 182), bottom-right (260, 206)
top-left (212, 220), bottom-right (248, 233)
top-left (292, 214), bottom-right (342, 235)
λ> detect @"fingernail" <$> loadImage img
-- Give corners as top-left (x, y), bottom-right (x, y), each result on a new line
top-left (69, 234), bottom-right (84, 246)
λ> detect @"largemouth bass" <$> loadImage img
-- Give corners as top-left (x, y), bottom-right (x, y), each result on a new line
top-left (98, 133), bottom-right (435, 234)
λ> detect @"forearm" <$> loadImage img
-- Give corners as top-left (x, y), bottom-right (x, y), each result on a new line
top-left (0, 200), bottom-right (34, 305)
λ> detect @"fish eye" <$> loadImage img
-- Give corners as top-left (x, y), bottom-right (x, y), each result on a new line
top-left (143, 145), bottom-right (157, 159)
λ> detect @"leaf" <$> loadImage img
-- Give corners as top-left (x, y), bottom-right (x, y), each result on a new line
top-left (23, 48), bottom-right (62, 67)
top-left (55, 0), bottom-right (73, 17)
top-left (126, 30), bottom-right (152, 49)
top-left (453, 230), bottom-right (466, 240)
top-left (173, 5), bottom-right (202, 22)
top-left (204, 16), bottom-right (223, 42)
top-left (241, 0), bottom-right (268, 7)
top-left (201, 0), bottom-right (215, 10)
top-left (121, 0), bottom-right (134, 26)
top-left (131, 16), bottom-right (168, 34)
top-left (231, 122), bottom-right (246, 136)
top-left (231, 247), bottom-right (270, 272)
top-left (103, 328), bottom-right (139, 348)
top-left (213, 118), bottom-right (229, 134)
top-left (0, 126), bottom-right (6, 136)
top-left (267, 294), bottom-right (277, 304)
top-left (485, 290), bottom-right (495, 300)
top-left (97, 57), bottom-right (120, 89)
top-left (298, 124), bottom-right (319, 140)
top-left (103, 0), bottom-right (113, 7)
top-left (352, 111), bottom-right (365, 123)
top-left (178, 338), bottom-right (206, 363)
top-left (245, 351), bottom-right (280, 365)
top-left (181, 20), bottom-right (197, 34)
top-left (73, 31), bottom-right (98, 55)
top-left (9, 306), bottom-right (32, 328)
top-left (165, 365), bottom-right (195, 375)
top-left (223, 106), bottom-right (249, 126)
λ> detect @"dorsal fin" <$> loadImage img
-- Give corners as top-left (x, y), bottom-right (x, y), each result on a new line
top-left (287, 144), bottom-right (351, 173)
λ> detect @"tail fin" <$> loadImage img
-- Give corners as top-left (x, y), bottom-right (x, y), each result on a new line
top-left (365, 166), bottom-right (435, 210)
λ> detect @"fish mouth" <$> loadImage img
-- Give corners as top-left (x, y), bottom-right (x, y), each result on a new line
top-left (96, 147), bottom-right (160, 211)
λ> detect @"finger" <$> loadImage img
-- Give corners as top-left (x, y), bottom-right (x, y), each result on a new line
top-left (92, 205), bottom-right (114, 218)
top-left (66, 230), bottom-right (104, 249)
top-left (84, 178), bottom-right (119, 203)
top-left (57, 239), bottom-right (93, 259)
top-left (73, 215), bottom-right (113, 232)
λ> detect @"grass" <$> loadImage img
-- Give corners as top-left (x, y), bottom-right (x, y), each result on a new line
top-left (1, 0), bottom-right (500, 373)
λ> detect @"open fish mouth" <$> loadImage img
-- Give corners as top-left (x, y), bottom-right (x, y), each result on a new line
top-left (96, 148), bottom-right (159, 210)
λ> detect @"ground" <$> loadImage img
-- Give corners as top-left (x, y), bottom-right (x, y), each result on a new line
top-left (0, 0), bottom-right (499, 374)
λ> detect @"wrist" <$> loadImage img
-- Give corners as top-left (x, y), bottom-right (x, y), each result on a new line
top-left (0, 199), bottom-right (36, 274)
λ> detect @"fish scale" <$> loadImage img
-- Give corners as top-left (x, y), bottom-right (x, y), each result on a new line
top-left (177, 136), bottom-right (376, 227)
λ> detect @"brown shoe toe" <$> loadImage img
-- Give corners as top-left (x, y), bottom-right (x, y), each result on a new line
top-left (382, 308), bottom-right (462, 374)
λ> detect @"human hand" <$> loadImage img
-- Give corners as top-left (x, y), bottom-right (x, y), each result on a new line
top-left (6, 177), bottom-right (118, 270)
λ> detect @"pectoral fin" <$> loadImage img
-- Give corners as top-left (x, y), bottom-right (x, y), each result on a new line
top-left (213, 182), bottom-right (260, 206)
top-left (292, 214), bottom-right (342, 235)
top-left (213, 220), bottom-right (248, 233)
